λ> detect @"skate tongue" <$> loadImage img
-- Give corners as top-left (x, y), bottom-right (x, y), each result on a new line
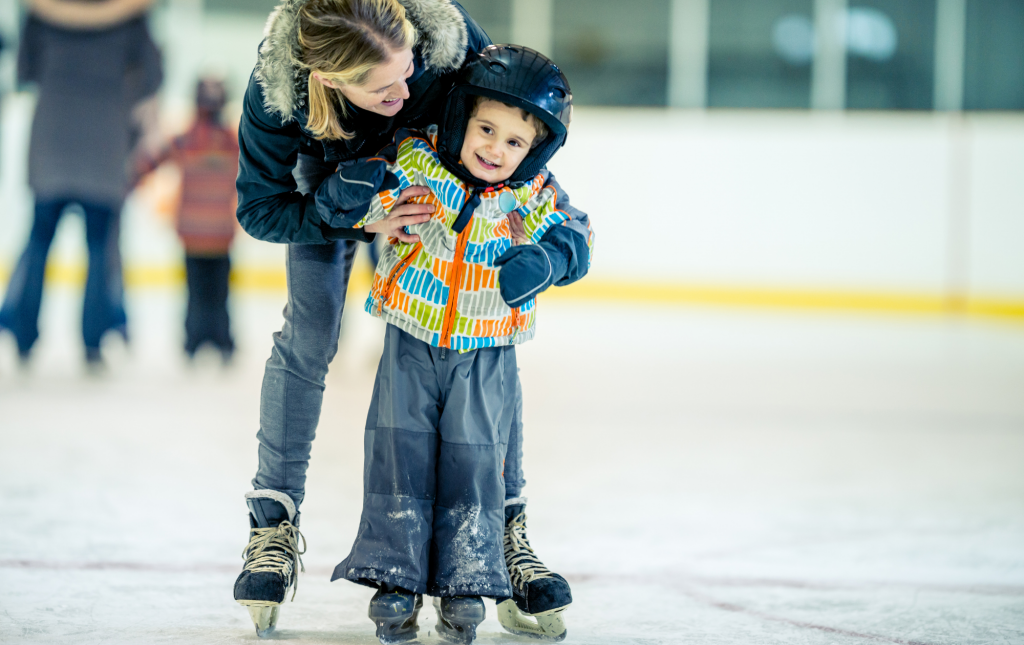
top-left (503, 502), bottom-right (527, 525)
top-left (247, 497), bottom-right (292, 528)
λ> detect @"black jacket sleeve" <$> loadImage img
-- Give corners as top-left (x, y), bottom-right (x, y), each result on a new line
top-left (235, 71), bottom-right (370, 244)
top-left (236, 71), bottom-right (322, 244)
top-left (17, 16), bottom-right (42, 87)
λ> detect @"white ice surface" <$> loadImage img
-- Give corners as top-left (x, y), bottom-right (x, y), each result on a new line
top-left (1, 288), bottom-right (1023, 644)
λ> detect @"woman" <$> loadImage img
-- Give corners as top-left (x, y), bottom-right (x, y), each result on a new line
top-left (244, 0), bottom-right (590, 639)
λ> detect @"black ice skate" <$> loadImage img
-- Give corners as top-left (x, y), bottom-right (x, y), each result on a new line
top-left (233, 490), bottom-right (305, 638)
top-left (368, 585), bottom-right (422, 644)
top-left (497, 499), bottom-right (571, 641)
top-left (433, 596), bottom-right (486, 644)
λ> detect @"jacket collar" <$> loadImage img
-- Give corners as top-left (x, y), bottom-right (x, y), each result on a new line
top-left (254, 0), bottom-right (468, 123)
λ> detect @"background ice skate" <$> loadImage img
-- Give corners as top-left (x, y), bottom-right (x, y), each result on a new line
top-left (1, 1), bottom-right (1023, 644)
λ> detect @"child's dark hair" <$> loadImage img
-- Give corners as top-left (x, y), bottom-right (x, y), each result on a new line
top-left (470, 96), bottom-right (549, 148)
top-left (196, 77), bottom-right (227, 121)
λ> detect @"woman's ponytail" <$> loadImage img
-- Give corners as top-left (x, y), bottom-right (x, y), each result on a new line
top-left (305, 71), bottom-right (347, 141)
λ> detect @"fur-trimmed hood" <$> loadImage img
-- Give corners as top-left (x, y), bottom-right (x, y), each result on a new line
top-left (255, 0), bottom-right (469, 123)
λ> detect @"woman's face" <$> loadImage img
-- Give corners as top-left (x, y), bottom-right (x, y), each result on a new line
top-left (314, 48), bottom-right (415, 118)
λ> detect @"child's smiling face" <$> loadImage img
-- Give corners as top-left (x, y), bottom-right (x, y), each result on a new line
top-left (459, 100), bottom-right (540, 184)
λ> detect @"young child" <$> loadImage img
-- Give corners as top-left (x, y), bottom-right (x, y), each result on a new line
top-left (324, 46), bottom-right (592, 644)
top-left (136, 78), bottom-right (239, 361)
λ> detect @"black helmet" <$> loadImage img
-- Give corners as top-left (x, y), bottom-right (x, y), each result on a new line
top-left (436, 45), bottom-right (572, 187)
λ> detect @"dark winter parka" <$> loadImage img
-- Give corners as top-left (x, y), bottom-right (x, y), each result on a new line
top-left (236, 0), bottom-right (492, 245)
top-left (19, 14), bottom-right (162, 207)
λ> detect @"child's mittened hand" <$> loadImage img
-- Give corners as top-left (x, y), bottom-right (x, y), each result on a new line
top-left (494, 242), bottom-right (568, 308)
top-left (314, 159), bottom-right (399, 228)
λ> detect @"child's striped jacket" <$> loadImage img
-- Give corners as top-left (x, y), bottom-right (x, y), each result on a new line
top-left (350, 126), bottom-right (593, 351)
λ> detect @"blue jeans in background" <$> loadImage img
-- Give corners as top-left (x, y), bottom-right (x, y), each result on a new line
top-left (0, 198), bottom-right (125, 355)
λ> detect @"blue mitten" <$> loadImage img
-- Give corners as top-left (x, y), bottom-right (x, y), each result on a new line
top-left (494, 240), bottom-right (569, 308)
top-left (314, 159), bottom-right (400, 229)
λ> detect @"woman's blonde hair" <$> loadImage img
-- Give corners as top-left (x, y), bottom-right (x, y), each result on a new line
top-left (299, 0), bottom-right (418, 140)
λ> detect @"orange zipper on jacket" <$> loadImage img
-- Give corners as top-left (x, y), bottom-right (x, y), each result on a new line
top-left (438, 223), bottom-right (473, 349)
top-left (378, 244), bottom-right (421, 315)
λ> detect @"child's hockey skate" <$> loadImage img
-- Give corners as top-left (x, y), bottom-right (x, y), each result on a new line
top-left (368, 585), bottom-right (422, 644)
top-left (233, 491), bottom-right (305, 638)
top-left (497, 499), bottom-right (571, 641)
top-left (433, 596), bottom-right (486, 644)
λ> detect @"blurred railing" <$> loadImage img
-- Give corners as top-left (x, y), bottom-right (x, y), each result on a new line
top-left (1, 0), bottom-right (1022, 320)
top-left (2, 97), bottom-right (1022, 319)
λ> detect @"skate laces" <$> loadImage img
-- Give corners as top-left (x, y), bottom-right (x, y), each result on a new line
top-left (241, 521), bottom-right (306, 600)
top-left (504, 512), bottom-right (553, 591)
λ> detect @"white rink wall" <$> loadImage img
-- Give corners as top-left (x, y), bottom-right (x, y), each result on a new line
top-left (2, 96), bottom-right (1024, 304)
top-left (545, 109), bottom-right (1024, 301)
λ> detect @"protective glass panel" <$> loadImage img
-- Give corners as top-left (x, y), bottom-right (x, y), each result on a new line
top-left (845, 0), bottom-right (935, 110)
top-left (707, 0), bottom-right (814, 109)
top-left (963, 0), bottom-right (1024, 110)
top-left (455, 0), bottom-right (513, 46)
top-left (552, 0), bottom-right (671, 106)
top-left (205, 0), bottom-right (279, 14)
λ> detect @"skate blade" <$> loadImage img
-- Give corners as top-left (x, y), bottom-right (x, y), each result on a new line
top-left (370, 595), bottom-right (421, 644)
top-left (374, 622), bottom-right (417, 645)
top-left (433, 598), bottom-right (484, 644)
top-left (239, 602), bottom-right (280, 638)
top-left (435, 620), bottom-right (479, 644)
top-left (497, 599), bottom-right (567, 642)
top-left (373, 618), bottom-right (419, 644)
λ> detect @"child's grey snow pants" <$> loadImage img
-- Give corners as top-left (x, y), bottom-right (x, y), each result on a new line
top-left (250, 229), bottom-right (527, 512)
top-left (333, 324), bottom-right (515, 599)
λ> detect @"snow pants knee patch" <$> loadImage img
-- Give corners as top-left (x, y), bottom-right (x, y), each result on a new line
top-left (333, 324), bottom-right (515, 599)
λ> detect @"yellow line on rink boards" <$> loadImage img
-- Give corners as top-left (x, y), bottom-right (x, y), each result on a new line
top-left (1, 263), bottom-right (1022, 322)
top-left (546, 279), bottom-right (1024, 321)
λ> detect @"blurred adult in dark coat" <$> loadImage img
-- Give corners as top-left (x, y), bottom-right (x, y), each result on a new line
top-left (0, 0), bottom-right (162, 367)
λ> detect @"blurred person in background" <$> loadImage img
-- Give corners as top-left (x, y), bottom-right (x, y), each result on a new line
top-left (231, 0), bottom-right (589, 639)
top-left (134, 78), bottom-right (239, 364)
top-left (0, 32), bottom-right (5, 175)
top-left (0, 0), bottom-right (161, 369)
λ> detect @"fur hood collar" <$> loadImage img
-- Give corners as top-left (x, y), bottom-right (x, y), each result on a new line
top-left (255, 0), bottom-right (468, 122)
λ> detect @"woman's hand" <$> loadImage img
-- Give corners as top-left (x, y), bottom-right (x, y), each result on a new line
top-left (364, 186), bottom-right (434, 243)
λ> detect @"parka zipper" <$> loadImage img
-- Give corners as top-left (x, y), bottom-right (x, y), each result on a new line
top-left (377, 244), bottom-right (422, 316)
top-left (438, 223), bottom-right (473, 349)
top-left (509, 306), bottom-right (521, 342)
top-left (437, 185), bottom-right (487, 349)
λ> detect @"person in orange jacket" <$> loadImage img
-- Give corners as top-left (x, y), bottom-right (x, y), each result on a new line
top-left (136, 78), bottom-right (239, 361)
